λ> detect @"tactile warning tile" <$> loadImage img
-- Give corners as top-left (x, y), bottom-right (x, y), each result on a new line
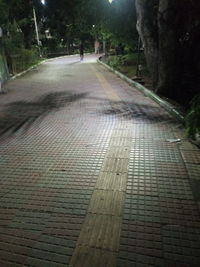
top-left (126, 176), bottom-right (194, 199)
top-left (1, 56), bottom-right (200, 267)
top-left (130, 146), bottom-right (183, 164)
top-left (162, 225), bottom-right (200, 266)
top-left (117, 220), bottom-right (163, 267)
top-left (7, 210), bottom-right (51, 232)
top-left (69, 246), bottom-right (117, 267)
top-left (41, 172), bottom-right (98, 190)
top-left (0, 208), bottom-right (17, 227)
top-left (0, 226), bottom-right (79, 266)
top-left (43, 214), bottom-right (84, 239)
top-left (49, 159), bottom-right (103, 172)
top-left (130, 124), bottom-right (176, 140)
top-left (106, 146), bottom-right (130, 159)
top-left (0, 170), bottom-right (44, 189)
top-left (186, 163), bottom-right (200, 180)
top-left (128, 161), bottom-right (188, 178)
top-left (75, 214), bottom-right (122, 251)
top-left (181, 150), bottom-right (200, 164)
top-left (117, 220), bottom-right (200, 267)
top-left (0, 227), bottom-right (39, 266)
top-left (179, 140), bottom-right (200, 150)
top-left (95, 172), bottom-right (127, 191)
top-left (117, 251), bottom-right (164, 267)
top-left (101, 158), bottom-right (129, 173)
top-left (110, 128), bottom-right (132, 138)
top-left (124, 196), bottom-right (200, 226)
top-left (109, 137), bottom-right (132, 147)
top-left (0, 188), bottom-right (92, 215)
top-left (88, 190), bottom-right (124, 215)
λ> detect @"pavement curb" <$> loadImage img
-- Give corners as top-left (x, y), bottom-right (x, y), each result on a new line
top-left (97, 59), bottom-right (185, 123)
top-left (9, 59), bottom-right (47, 81)
top-left (9, 54), bottom-right (82, 81)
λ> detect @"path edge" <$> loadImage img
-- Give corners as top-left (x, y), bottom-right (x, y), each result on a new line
top-left (97, 58), bottom-right (184, 123)
top-left (9, 55), bottom-right (78, 81)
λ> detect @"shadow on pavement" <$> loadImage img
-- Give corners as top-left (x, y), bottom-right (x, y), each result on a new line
top-left (89, 96), bottom-right (173, 123)
top-left (68, 61), bottom-right (81, 65)
top-left (0, 91), bottom-right (87, 137)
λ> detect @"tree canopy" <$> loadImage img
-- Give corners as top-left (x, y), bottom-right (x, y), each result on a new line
top-left (1, 0), bottom-right (199, 106)
top-left (0, 0), bottom-right (137, 51)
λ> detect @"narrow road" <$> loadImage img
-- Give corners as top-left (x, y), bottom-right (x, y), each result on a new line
top-left (0, 54), bottom-right (199, 267)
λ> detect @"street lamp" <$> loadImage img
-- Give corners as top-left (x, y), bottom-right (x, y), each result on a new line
top-left (33, 7), bottom-right (41, 47)
top-left (31, 1), bottom-right (44, 57)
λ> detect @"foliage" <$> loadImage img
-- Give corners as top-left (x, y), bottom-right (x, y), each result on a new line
top-left (185, 95), bottom-right (200, 138)
top-left (107, 55), bottom-right (124, 69)
top-left (3, 22), bottom-right (24, 52)
top-left (8, 47), bottom-right (40, 74)
top-left (44, 0), bottom-right (138, 51)
top-left (106, 0), bottom-right (137, 47)
top-left (107, 53), bottom-right (147, 69)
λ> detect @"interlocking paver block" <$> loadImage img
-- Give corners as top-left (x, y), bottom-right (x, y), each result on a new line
top-left (95, 172), bottom-right (127, 191)
top-left (77, 214), bottom-right (122, 251)
top-left (0, 55), bottom-right (200, 266)
top-left (88, 189), bottom-right (124, 215)
top-left (70, 246), bottom-right (117, 267)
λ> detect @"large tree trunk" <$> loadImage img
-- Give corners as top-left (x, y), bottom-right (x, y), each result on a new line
top-left (135, 0), bottom-right (159, 87)
top-left (135, 0), bottom-right (200, 105)
top-left (157, 0), bottom-right (179, 97)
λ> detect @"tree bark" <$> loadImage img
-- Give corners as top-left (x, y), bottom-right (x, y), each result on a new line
top-left (157, 0), bottom-right (179, 97)
top-left (135, 0), bottom-right (200, 105)
top-left (135, 0), bottom-right (159, 87)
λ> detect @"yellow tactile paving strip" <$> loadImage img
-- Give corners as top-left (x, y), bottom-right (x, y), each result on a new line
top-left (69, 69), bottom-right (132, 267)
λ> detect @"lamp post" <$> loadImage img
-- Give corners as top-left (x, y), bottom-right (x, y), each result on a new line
top-left (0, 27), bottom-right (3, 93)
top-left (0, 27), bottom-right (9, 93)
top-left (31, 1), bottom-right (42, 57)
top-left (33, 6), bottom-right (40, 47)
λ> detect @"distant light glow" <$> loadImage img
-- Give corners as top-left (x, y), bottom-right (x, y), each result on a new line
top-left (41, 0), bottom-right (45, 5)
top-left (109, 0), bottom-right (113, 3)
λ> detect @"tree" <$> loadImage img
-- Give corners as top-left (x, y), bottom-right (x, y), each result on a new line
top-left (0, 0), bottom-right (45, 48)
top-left (136, 0), bottom-right (200, 105)
top-left (107, 0), bottom-right (137, 48)
top-left (43, 0), bottom-right (138, 53)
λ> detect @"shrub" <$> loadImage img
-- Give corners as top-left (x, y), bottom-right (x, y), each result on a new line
top-left (8, 47), bottom-right (40, 74)
top-left (107, 55), bottom-right (124, 69)
top-left (185, 94), bottom-right (200, 139)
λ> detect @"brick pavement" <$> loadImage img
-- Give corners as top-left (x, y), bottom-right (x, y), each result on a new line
top-left (0, 54), bottom-right (199, 266)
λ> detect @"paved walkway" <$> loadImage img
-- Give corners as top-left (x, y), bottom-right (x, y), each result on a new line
top-left (0, 54), bottom-right (199, 267)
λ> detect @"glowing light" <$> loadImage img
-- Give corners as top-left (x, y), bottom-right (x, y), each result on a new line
top-left (109, 0), bottom-right (113, 3)
top-left (41, 0), bottom-right (45, 5)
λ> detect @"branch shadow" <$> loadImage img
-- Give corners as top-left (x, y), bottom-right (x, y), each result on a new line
top-left (0, 91), bottom-right (87, 138)
top-left (88, 96), bottom-right (174, 123)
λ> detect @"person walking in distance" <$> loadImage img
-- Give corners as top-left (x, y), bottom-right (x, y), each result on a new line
top-left (80, 42), bottom-right (84, 61)
top-left (95, 40), bottom-right (100, 54)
